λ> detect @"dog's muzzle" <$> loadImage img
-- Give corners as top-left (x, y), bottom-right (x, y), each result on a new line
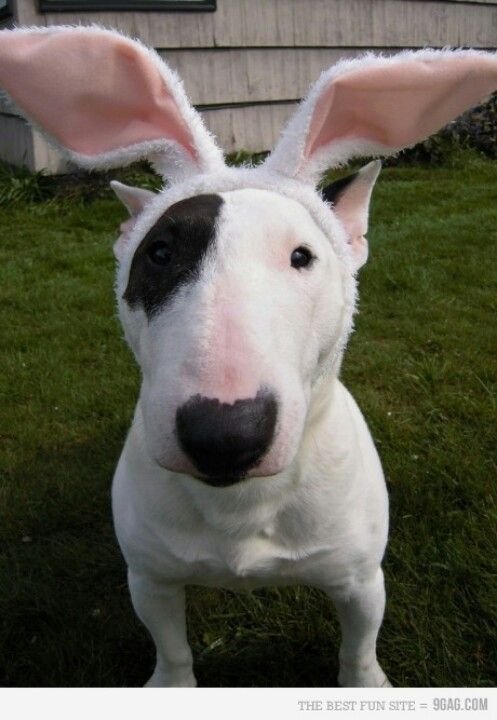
top-left (175, 388), bottom-right (278, 486)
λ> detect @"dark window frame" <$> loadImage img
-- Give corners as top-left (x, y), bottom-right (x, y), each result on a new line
top-left (0, 0), bottom-right (11, 20)
top-left (39, 0), bottom-right (215, 12)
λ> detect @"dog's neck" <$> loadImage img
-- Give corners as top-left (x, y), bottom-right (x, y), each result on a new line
top-left (307, 367), bottom-right (342, 427)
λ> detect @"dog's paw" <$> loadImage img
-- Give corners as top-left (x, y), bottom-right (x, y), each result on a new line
top-left (338, 661), bottom-right (391, 688)
top-left (145, 664), bottom-right (197, 688)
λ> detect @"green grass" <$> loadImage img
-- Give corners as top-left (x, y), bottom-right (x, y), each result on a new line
top-left (0, 152), bottom-right (496, 687)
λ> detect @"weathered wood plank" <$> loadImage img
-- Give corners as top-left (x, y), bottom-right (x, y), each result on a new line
top-left (32, 128), bottom-right (71, 173)
top-left (14, 0), bottom-right (44, 24)
top-left (198, 103), bottom-right (295, 153)
top-left (161, 47), bottom-right (377, 105)
top-left (17, 0), bottom-right (497, 49)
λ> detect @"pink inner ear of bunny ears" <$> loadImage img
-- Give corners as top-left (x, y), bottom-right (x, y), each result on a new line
top-left (0, 30), bottom-right (197, 159)
top-left (305, 54), bottom-right (497, 159)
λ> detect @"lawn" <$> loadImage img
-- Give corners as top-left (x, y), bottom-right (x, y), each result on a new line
top-left (0, 152), bottom-right (496, 687)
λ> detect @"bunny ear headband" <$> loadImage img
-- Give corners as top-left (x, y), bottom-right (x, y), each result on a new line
top-left (1, 25), bottom-right (497, 187)
top-left (0, 26), bottom-right (225, 182)
top-left (2, 25), bottom-right (496, 372)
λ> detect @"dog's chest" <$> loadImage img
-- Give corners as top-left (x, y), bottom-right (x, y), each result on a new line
top-left (119, 479), bottom-right (342, 589)
top-left (158, 518), bottom-right (326, 590)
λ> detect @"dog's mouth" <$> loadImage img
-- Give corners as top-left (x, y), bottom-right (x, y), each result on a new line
top-left (154, 455), bottom-right (285, 487)
top-left (196, 472), bottom-right (249, 487)
top-left (153, 455), bottom-right (245, 485)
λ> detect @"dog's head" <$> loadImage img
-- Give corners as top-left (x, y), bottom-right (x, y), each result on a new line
top-left (110, 164), bottom-right (381, 484)
top-left (2, 27), bottom-right (497, 484)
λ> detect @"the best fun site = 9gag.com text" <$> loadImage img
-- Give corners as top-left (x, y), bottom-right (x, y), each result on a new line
top-left (297, 695), bottom-right (490, 715)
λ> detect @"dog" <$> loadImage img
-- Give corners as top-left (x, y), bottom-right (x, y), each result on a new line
top-left (1, 26), bottom-right (496, 687)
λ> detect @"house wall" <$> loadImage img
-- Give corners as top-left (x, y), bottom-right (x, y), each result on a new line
top-left (2, 0), bottom-right (497, 172)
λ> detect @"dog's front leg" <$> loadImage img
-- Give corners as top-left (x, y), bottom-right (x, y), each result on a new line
top-left (324, 567), bottom-right (391, 687)
top-left (128, 572), bottom-right (196, 687)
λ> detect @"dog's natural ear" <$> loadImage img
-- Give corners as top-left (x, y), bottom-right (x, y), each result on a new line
top-left (264, 49), bottom-right (497, 184)
top-left (322, 161), bottom-right (381, 272)
top-left (111, 181), bottom-right (156, 261)
top-left (111, 180), bottom-right (156, 216)
top-left (0, 27), bottom-right (225, 181)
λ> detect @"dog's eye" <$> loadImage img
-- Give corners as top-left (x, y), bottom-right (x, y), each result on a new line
top-left (290, 246), bottom-right (314, 269)
top-left (148, 241), bottom-right (172, 267)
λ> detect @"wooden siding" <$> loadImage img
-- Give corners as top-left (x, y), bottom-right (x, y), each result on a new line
top-left (3, 0), bottom-right (497, 171)
top-left (203, 103), bottom-right (295, 153)
top-left (30, 129), bottom-right (72, 173)
top-left (161, 48), bottom-right (384, 106)
top-left (13, 0), bottom-right (497, 48)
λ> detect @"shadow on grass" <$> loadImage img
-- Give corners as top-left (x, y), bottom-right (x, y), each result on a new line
top-left (1, 431), bottom-right (344, 688)
top-left (194, 634), bottom-right (339, 688)
top-left (0, 428), bottom-right (139, 687)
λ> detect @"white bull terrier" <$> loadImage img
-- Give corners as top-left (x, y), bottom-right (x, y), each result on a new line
top-left (2, 26), bottom-right (497, 688)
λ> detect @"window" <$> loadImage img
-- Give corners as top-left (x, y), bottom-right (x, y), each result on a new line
top-left (39, 0), bottom-right (216, 12)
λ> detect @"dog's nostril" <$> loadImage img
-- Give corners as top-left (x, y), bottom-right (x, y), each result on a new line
top-left (175, 389), bottom-right (277, 479)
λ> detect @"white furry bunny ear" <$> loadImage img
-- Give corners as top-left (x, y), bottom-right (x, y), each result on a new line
top-left (0, 26), bottom-right (224, 182)
top-left (264, 49), bottom-right (497, 184)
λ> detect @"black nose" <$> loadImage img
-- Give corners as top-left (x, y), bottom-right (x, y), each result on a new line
top-left (176, 389), bottom-right (278, 484)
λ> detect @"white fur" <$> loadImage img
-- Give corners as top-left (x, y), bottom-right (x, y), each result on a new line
top-left (112, 177), bottom-right (389, 688)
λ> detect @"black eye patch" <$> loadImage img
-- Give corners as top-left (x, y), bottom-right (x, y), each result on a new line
top-left (123, 194), bottom-right (224, 320)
